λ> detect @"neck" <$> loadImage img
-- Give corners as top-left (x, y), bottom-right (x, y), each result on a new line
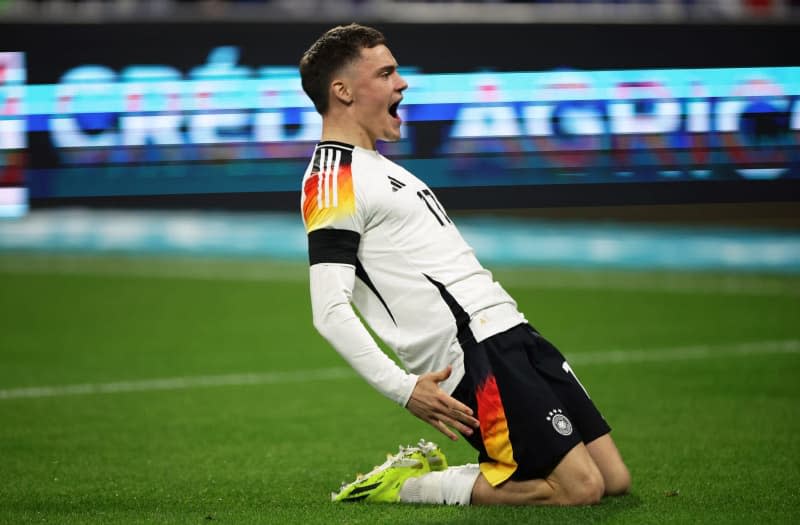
top-left (321, 116), bottom-right (376, 150)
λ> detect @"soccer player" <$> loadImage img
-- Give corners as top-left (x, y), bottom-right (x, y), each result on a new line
top-left (299, 23), bottom-right (630, 506)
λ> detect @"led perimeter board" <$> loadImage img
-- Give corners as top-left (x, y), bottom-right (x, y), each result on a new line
top-left (2, 22), bottom-right (799, 210)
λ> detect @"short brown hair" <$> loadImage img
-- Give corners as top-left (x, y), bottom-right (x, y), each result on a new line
top-left (299, 23), bottom-right (387, 115)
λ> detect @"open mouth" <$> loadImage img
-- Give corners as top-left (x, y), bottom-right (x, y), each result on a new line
top-left (388, 99), bottom-right (401, 120)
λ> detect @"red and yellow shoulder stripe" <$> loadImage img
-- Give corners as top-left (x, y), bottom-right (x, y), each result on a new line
top-left (303, 145), bottom-right (355, 232)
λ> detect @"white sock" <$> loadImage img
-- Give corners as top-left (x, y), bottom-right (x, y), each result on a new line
top-left (399, 464), bottom-right (481, 505)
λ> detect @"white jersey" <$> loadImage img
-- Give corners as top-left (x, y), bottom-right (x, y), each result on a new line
top-left (301, 141), bottom-right (526, 404)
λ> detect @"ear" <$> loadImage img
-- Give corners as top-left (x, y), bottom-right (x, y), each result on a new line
top-left (331, 78), bottom-right (353, 107)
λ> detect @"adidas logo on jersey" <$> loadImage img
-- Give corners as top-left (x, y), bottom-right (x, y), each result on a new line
top-left (388, 176), bottom-right (406, 192)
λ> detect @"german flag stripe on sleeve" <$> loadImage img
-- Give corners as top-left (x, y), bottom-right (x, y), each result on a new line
top-left (303, 146), bottom-right (355, 232)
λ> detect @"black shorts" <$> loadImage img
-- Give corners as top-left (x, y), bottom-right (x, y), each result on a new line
top-left (451, 323), bottom-right (611, 485)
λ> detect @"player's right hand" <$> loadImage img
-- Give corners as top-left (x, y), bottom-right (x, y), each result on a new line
top-left (405, 366), bottom-right (480, 441)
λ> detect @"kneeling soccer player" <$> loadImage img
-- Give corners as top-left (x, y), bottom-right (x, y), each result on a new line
top-left (298, 23), bottom-right (631, 506)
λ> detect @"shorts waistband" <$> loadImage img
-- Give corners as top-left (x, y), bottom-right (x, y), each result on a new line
top-left (468, 303), bottom-right (527, 344)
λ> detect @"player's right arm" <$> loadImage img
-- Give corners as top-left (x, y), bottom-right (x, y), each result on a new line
top-left (309, 249), bottom-right (478, 438)
top-left (310, 261), bottom-right (478, 439)
top-left (302, 147), bottom-right (418, 406)
top-left (309, 259), bottom-right (418, 406)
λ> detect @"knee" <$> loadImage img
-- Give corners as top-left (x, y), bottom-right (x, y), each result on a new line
top-left (563, 468), bottom-right (605, 506)
top-left (578, 470), bottom-right (606, 505)
top-left (605, 464), bottom-right (632, 496)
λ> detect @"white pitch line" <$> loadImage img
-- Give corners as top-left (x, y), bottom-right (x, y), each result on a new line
top-left (494, 271), bottom-right (800, 298)
top-left (0, 340), bottom-right (798, 401)
top-left (0, 367), bottom-right (354, 401)
top-left (569, 339), bottom-right (800, 365)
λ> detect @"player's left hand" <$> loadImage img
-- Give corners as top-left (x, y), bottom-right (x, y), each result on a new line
top-left (406, 366), bottom-right (480, 441)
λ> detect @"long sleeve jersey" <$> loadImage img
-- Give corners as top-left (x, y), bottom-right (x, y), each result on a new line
top-left (301, 140), bottom-right (526, 405)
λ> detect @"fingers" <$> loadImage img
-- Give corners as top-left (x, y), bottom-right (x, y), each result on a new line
top-left (419, 370), bottom-right (479, 426)
top-left (409, 368), bottom-right (482, 440)
top-left (438, 413), bottom-right (476, 437)
top-left (433, 419), bottom-right (459, 441)
top-left (427, 365), bottom-right (452, 383)
top-left (430, 397), bottom-right (480, 437)
top-left (448, 407), bottom-right (480, 430)
top-left (437, 393), bottom-right (479, 429)
top-left (447, 398), bottom-right (476, 421)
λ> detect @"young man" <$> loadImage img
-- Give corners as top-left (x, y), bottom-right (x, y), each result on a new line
top-left (299, 23), bottom-right (630, 506)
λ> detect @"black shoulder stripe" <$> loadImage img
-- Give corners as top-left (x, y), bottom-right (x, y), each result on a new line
top-left (424, 274), bottom-right (475, 347)
top-left (308, 229), bottom-right (360, 266)
top-left (355, 259), bottom-right (397, 326)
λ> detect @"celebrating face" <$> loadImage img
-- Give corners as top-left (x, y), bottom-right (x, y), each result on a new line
top-left (336, 44), bottom-right (408, 147)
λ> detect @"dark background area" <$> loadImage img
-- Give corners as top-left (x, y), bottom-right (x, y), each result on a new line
top-left (4, 22), bottom-right (799, 78)
top-left (3, 21), bottom-right (799, 223)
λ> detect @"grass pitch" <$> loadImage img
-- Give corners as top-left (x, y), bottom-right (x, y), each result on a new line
top-left (1, 253), bottom-right (798, 524)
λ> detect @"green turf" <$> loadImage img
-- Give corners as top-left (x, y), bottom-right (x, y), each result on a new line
top-left (1, 253), bottom-right (799, 524)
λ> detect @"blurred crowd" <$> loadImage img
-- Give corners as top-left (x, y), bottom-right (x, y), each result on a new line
top-left (1, 0), bottom-right (798, 21)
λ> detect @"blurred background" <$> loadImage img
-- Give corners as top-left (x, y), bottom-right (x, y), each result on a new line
top-left (1, 0), bottom-right (799, 272)
top-left (3, 6), bottom-right (799, 523)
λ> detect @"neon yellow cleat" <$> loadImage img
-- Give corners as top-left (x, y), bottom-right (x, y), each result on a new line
top-left (331, 445), bottom-right (430, 503)
top-left (416, 439), bottom-right (448, 472)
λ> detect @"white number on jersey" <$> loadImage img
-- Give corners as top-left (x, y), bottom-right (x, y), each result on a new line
top-left (416, 189), bottom-right (451, 226)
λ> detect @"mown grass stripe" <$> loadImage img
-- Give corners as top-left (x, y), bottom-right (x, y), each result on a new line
top-left (1, 340), bottom-right (797, 401)
top-left (570, 339), bottom-right (800, 365)
top-left (1, 254), bottom-right (799, 297)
